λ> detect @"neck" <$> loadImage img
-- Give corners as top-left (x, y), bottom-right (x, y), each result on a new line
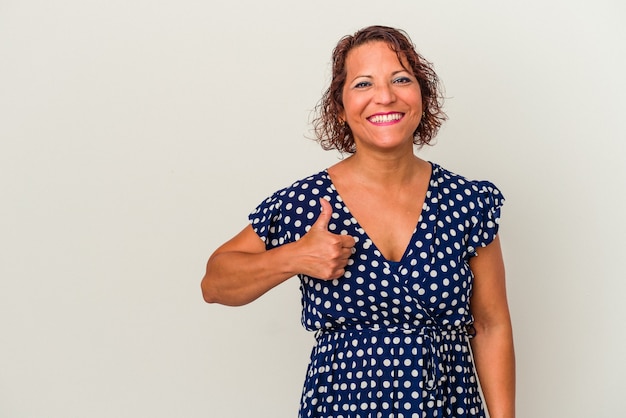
top-left (337, 149), bottom-right (428, 188)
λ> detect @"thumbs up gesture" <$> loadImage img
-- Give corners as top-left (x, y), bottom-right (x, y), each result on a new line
top-left (295, 198), bottom-right (356, 280)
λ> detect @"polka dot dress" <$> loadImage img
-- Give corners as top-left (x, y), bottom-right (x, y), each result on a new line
top-left (249, 162), bottom-right (504, 418)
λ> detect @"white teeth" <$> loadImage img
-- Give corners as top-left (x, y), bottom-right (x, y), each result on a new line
top-left (369, 113), bottom-right (402, 123)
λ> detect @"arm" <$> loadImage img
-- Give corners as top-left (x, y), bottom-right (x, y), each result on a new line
top-left (469, 235), bottom-right (516, 418)
top-left (201, 198), bottom-right (355, 306)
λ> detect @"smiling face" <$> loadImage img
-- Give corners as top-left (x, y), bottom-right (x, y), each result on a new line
top-left (340, 41), bottom-right (423, 154)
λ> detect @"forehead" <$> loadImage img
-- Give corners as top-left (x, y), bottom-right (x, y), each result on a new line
top-left (344, 41), bottom-right (409, 74)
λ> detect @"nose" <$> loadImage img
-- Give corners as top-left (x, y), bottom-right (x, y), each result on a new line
top-left (374, 83), bottom-right (396, 104)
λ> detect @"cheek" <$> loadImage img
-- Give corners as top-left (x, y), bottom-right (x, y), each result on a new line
top-left (342, 94), bottom-right (367, 119)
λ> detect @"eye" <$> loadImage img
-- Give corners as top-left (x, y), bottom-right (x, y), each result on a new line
top-left (353, 80), bottom-right (371, 89)
top-left (393, 76), bottom-right (412, 84)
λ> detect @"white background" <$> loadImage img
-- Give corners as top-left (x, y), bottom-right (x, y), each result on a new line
top-left (1, 1), bottom-right (624, 417)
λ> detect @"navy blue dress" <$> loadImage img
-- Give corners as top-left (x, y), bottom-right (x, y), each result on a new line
top-left (249, 162), bottom-right (504, 418)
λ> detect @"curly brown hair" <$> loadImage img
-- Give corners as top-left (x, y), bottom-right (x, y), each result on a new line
top-left (313, 25), bottom-right (447, 154)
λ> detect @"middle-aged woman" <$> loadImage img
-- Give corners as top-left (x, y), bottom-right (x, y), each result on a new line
top-left (202, 25), bottom-right (515, 418)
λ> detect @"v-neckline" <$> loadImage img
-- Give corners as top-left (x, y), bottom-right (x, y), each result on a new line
top-left (324, 162), bottom-right (434, 264)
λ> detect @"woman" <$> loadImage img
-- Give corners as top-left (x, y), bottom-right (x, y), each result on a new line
top-left (201, 25), bottom-right (515, 418)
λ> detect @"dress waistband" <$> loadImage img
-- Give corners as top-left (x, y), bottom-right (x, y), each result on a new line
top-left (314, 323), bottom-right (473, 339)
top-left (313, 323), bottom-right (475, 392)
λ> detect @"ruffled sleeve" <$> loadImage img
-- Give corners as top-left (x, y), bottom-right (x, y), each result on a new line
top-left (248, 188), bottom-right (290, 250)
top-left (466, 181), bottom-right (505, 257)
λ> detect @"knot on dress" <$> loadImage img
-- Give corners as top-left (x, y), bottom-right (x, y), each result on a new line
top-left (314, 323), bottom-right (471, 392)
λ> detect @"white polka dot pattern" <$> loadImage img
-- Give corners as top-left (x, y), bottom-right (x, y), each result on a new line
top-left (249, 163), bottom-right (504, 417)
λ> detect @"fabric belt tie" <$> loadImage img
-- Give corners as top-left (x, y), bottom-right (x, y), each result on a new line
top-left (314, 324), bottom-right (471, 392)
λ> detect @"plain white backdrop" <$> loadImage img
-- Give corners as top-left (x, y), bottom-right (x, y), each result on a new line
top-left (1, 1), bottom-right (624, 417)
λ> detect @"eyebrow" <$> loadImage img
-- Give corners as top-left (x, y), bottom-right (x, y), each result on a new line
top-left (349, 69), bottom-right (412, 84)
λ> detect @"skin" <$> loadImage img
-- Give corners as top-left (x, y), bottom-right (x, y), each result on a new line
top-left (469, 235), bottom-right (516, 418)
top-left (201, 40), bottom-right (515, 417)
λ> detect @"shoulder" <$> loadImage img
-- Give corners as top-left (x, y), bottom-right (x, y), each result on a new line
top-left (249, 170), bottom-right (331, 245)
top-left (429, 162), bottom-right (505, 221)
top-left (250, 169), bottom-right (331, 219)
top-left (283, 170), bottom-right (331, 196)
top-left (259, 170), bottom-right (331, 204)
top-left (430, 162), bottom-right (504, 200)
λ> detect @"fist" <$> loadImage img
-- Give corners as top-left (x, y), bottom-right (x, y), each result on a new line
top-left (297, 198), bottom-right (356, 280)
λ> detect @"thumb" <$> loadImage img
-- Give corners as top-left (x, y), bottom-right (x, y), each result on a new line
top-left (313, 198), bottom-right (333, 230)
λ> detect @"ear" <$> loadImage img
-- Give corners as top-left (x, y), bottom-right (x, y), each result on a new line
top-left (338, 109), bottom-right (346, 124)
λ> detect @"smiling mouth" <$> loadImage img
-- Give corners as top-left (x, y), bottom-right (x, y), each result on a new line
top-left (367, 113), bottom-right (404, 124)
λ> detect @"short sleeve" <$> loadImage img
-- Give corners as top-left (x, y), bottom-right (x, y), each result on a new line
top-left (248, 189), bottom-right (290, 250)
top-left (466, 181), bottom-right (505, 257)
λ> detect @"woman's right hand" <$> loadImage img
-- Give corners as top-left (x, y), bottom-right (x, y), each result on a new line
top-left (293, 198), bottom-right (355, 281)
